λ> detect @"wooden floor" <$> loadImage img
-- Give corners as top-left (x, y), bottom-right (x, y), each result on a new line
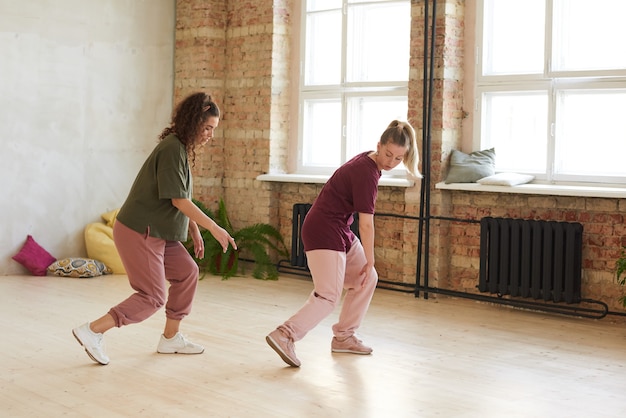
top-left (1, 273), bottom-right (626, 418)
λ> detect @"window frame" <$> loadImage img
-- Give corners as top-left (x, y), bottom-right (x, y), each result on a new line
top-left (474, 0), bottom-right (626, 186)
top-left (295, 0), bottom-right (411, 177)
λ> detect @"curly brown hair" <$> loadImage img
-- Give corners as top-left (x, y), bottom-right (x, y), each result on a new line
top-left (159, 92), bottom-right (220, 166)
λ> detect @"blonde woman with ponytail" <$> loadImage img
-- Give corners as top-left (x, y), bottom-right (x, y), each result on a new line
top-left (266, 120), bottom-right (420, 367)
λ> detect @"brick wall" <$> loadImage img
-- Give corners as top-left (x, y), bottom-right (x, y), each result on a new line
top-left (175, 0), bottom-right (626, 314)
top-left (174, 0), bottom-right (228, 206)
top-left (441, 192), bottom-right (626, 313)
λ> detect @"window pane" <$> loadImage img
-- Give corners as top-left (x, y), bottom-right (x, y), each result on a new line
top-left (307, 0), bottom-right (341, 12)
top-left (347, 2), bottom-right (410, 82)
top-left (305, 9), bottom-right (342, 85)
top-left (553, 0), bottom-right (626, 71)
top-left (482, 92), bottom-right (548, 172)
top-left (482, 0), bottom-right (544, 75)
top-left (556, 90), bottom-right (626, 176)
top-left (346, 96), bottom-right (408, 158)
top-left (348, 0), bottom-right (397, 3)
top-left (302, 99), bottom-right (342, 167)
top-left (300, 0), bottom-right (410, 174)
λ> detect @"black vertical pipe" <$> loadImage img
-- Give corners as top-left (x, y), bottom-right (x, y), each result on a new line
top-left (415, 0), bottom-right (437, 299)
top-left (415, 0), bottom-right (429, 298)
top-left (423, 0), bottom-right (437, 298)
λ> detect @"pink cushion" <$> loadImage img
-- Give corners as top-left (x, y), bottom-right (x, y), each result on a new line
top-left (12, 235), bottom-right (57, 276)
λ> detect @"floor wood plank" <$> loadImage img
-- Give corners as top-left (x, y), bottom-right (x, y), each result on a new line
top-left (1, 273), bottom-right (625, 417)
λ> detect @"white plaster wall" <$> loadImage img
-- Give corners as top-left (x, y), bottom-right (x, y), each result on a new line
top-left (0, 0), bottom-right (176, 274)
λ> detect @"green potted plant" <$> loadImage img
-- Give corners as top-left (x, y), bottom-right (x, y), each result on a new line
top-left (186, 198), bottom-right (289, 280)
top-left (616, 246), bottom-right (626, 308)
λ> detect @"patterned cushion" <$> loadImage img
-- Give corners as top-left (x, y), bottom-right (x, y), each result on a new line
top-left (48, 257), bottom-right (112, 278)
top-left (12, 235), bottom-right (57, 276)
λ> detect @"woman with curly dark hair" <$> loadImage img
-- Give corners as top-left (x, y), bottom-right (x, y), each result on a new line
top-left (72, 92), bottom-right (236, 365)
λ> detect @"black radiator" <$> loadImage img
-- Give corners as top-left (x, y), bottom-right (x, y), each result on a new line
top-left (290, 203), bottom-right (311, 268)
top-left (479, 217), bottom-right (583, 304)
top-left (290, 203), bottom-right (360, 268)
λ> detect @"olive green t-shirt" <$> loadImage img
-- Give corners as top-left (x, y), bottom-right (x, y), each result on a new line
top-left (116, 134), bottom-right (192, 241)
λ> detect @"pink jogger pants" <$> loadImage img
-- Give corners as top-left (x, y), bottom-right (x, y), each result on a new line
top-left (279, 239), bottom-right (379, 341)
top-left (109, 221), bottom-right (199, 327)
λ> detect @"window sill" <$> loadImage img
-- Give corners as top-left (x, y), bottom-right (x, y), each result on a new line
top-left (256, 173), bottom-right (415, 188)
top-left (435, 181), bottom-right (626, 199)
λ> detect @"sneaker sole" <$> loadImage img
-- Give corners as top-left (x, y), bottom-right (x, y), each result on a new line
top-left (156, 349), bottom-right (204, 354)
top-left (331, 348), bottom-right (373, 355)
top-left (72, 330), bottom-right (109, 365)
top-left (266, 335), bottom-right (300, 367)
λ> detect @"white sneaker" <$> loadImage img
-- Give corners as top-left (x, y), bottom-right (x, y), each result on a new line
top-left (157, 332), bottom-right (204, 354)
top-left (72, 322), bottom-right (110, 365)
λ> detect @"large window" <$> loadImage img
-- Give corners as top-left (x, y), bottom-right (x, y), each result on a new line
top-left (298, 0), bottom-right (411, 175)
top-left (476, 0), bottom-right (626, 184)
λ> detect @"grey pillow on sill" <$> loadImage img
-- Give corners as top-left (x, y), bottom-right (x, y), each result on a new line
top-left (444, 148), bottom-right (495, 184)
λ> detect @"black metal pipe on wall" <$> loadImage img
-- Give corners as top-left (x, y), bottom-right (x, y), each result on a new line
top-left (416, 0), bottom-right (437, 299)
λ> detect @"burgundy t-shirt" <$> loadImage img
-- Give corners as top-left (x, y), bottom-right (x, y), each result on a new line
top-left (302, 151), bottom-right (381, 252)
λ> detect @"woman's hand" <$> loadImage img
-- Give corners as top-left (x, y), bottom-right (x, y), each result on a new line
top-left (209, 223), bottom-right (237, 253)
top-left (172, 198), bottom-right (237, 253)
top-left (357, 212), bottom-right (376, 288)
top-left (189, 221), bottom-right (204, 259)
top-left (359, 261), bottom-right (375, 288)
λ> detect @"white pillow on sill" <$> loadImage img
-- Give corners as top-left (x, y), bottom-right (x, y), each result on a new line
top-left (477, 172), bottom-right (535, 186)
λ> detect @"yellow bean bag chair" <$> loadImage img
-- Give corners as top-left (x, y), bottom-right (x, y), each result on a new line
top-left (84, 208), bottom-right (125, 274)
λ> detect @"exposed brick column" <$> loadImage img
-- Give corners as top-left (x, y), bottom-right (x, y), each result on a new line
top-left (408, 0), bottom-right (465, 291)
top-left (175, 0), bottom-right (291, 228)
top-left (174, 0), bottom-right (228, 206)
top-left (220, 1), bottom-right (292, 227)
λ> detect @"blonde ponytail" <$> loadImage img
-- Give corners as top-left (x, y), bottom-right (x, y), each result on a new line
top-left (381, 120), bottom-right (421, 178)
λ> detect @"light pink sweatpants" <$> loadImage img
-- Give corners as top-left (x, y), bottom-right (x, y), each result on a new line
top-left (109, 221), bottom-right (199, 327)
top-left (279, 239), bottom-right (378, 341)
